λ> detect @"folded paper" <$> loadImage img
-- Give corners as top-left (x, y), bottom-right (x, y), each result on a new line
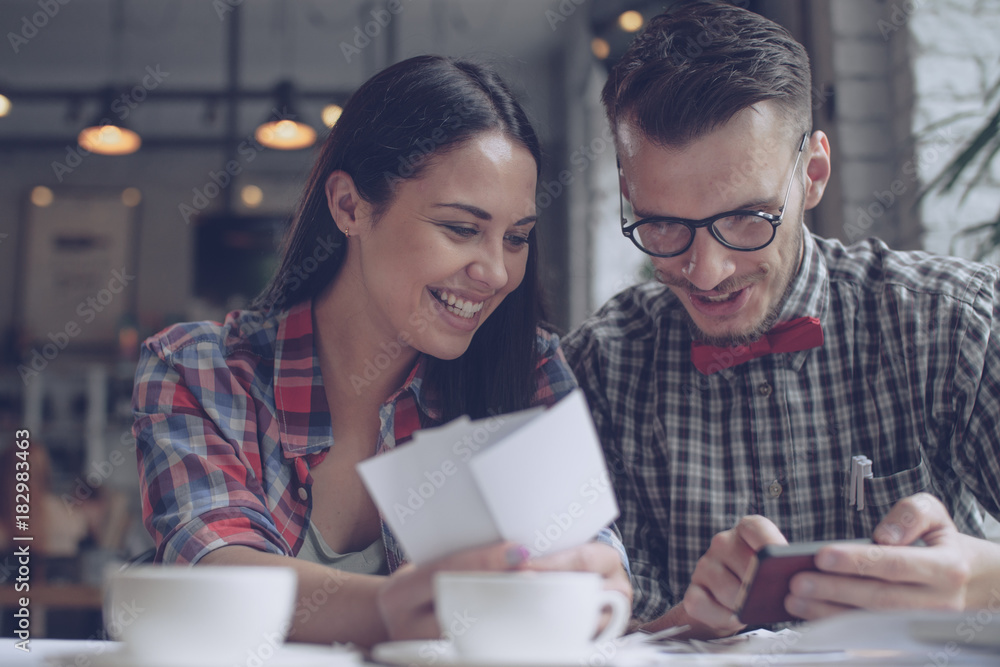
top-left (357, 390), bottom-right (619, 564)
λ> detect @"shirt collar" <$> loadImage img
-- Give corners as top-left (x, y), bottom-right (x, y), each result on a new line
top-left (771, 230), bottom-right (830, 372)
top-left (775, 230), bottom-right (829, 326)
top-left (383, 355), bottom-right (444, 422)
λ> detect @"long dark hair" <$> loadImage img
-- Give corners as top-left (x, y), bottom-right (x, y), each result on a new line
top-left (253, 55), bottom-right (544, 421)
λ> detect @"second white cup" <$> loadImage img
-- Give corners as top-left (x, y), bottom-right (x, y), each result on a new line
top-left (434, 571), bottom-right (630, 664)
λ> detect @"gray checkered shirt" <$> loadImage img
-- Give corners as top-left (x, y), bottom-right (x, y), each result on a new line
top-left (563, 232), bottom-right (1000, 622)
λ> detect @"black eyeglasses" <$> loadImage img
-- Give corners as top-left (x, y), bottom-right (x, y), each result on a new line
top-left (620, 133), bottom-right (809, 258)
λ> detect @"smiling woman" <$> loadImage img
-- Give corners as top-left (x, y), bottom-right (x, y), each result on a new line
top-left (130, 55), bottom-right (631, 648)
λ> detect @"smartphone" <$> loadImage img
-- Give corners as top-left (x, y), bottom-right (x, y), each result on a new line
top-left (735, 538), bottom-right (873, 626)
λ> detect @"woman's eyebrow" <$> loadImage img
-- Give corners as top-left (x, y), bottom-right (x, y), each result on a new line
top-left (435, 202), bottom-right (536, 226)
top-left (434, 202), bottom-right (491, 220)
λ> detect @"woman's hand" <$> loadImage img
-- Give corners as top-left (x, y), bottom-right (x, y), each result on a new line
top-left (520, 541), bottom-right (634, 626)
top-left (521, 542), bottom-right (632, 601)
top-left (377, 542), bottom-right (531, 641)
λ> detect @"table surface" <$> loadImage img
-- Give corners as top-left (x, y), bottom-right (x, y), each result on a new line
top-left (3, 611), bottom-right (999, 667)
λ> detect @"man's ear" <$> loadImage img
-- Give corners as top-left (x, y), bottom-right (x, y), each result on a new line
top-left (325, 170), bottom-right (365, 233)
top-left (803, 131), bottom-right (832, 210)
top-left (619, 170), bottom-right (631, 205)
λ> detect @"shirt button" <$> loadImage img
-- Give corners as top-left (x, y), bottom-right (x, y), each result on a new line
top-left (297, 487), bottom-right (309, 501)
top-left (758, 382), bottom-right (773, 397)
top-left (767, 480), bottom-right (783, 497)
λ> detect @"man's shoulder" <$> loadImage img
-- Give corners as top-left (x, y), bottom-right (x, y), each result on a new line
top-left (143, 308), bottom-right (283, 363)
top-left (564, 282), bottom-right (678, 352)
top-left (817, 235), bottom-right (999, 302)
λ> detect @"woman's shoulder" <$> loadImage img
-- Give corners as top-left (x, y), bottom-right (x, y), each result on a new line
top-left (141, 308), bottom-right (285, 363)
top-left (534, 325), bottom-right (561, 354)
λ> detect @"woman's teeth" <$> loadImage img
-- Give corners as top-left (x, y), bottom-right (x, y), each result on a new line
top-left (433, 290), bottom-right (484, 319)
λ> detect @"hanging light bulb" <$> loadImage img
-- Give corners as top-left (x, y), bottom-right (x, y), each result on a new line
top-left (77, 88), bottom-right (141, 155)
top-left (618, 10), bottom-right (644, 32)
top-left (591, 37), bottom-right (611, 60)
top-left (321, 103), bottom-right (343, 128)
top-left (255, 81), bottom-right (316, 150)
top-left (0, 93), bottom-right (11, 117)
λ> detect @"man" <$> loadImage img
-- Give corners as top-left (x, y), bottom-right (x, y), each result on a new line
top-left (563, 0), bottom-right (1000, 639)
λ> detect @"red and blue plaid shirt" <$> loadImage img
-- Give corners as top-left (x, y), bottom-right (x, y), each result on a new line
top-left (133, 300), bottom-right (609, 570)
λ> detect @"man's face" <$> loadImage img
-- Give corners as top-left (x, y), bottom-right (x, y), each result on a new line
top-left (618, 103), bottom-right (823, 346)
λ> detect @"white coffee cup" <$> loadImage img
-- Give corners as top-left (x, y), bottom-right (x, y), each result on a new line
top-left (434, 571), bottom-right (630, 663)
top-left (103, 565), bottom-right (297, 666)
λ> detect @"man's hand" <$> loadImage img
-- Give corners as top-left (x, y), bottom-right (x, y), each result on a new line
top-left (680, 515), bottom-right (788, 637)
top-left (786, 493), bottom-right (1000, 619)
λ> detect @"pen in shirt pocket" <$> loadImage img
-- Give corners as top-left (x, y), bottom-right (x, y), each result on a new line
top-left (848, 455), bottom-right (873, 511)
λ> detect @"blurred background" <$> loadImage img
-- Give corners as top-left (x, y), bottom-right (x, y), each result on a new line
top-left (0, 0), bottom-right (998, 639)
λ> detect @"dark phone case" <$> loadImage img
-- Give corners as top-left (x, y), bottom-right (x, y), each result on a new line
top-left (736, 539), bottom-right (872, 625)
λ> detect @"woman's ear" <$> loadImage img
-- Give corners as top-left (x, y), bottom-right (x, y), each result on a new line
top-left (803, 131), bottom-right (832, 210)
top-left (325, 171), bottom-right (364, 235)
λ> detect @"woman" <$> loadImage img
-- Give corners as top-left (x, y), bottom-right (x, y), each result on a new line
top-left (132, 55), bottom-right (630, 647)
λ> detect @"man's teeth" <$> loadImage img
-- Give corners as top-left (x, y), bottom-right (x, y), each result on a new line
top-left (434, 290), bottom-right (485, 318)
top-left (700, 291), bottom-right (740, 302)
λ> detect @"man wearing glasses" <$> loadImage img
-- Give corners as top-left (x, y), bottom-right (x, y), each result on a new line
top-left (564, 0), bottom-right (1000, 639)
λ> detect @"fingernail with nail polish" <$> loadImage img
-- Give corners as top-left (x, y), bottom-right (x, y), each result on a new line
top-left (505, 545), bottom-right (530, 566)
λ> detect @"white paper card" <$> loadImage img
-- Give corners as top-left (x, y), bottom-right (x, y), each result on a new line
top-left (357, 389), bottom-right (618, 564)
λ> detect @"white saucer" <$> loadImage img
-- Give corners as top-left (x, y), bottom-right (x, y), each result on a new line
top-left (48, 643), bottom-right (361, 667)
top-left (370, 640), bottom-right (612, 667)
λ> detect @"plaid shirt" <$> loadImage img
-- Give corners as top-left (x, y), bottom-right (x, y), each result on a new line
top-left (133, 300), bottom-right (586, 569)
top-left (563, 233), bottom-right (1000, 622)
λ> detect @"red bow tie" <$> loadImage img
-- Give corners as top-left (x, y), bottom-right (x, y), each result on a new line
top-left (691, 316), bottom-right (824, 375)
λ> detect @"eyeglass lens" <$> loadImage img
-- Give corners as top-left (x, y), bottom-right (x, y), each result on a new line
top-left (631, 214), bottom-right (775, 255)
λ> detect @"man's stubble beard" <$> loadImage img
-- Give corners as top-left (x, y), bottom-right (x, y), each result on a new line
top-left (674, 221), bottom-right (805, 348)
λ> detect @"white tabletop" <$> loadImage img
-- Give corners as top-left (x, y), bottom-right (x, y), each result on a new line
top-left (4, 610), bottom-right (999, 667)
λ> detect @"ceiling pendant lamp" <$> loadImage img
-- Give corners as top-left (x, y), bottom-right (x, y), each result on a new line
top-left (77, 87), bottom-right (141, 155)
top-left (254, 81), bottom-right (316, 150)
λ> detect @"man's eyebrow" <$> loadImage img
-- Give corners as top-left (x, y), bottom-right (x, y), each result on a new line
top-left (633, 198), bottom-right (778, 220)
top-left (434, 202), bottom-right (536, 226)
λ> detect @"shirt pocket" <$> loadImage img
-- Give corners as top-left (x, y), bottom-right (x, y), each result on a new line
top-left (855, 458), bottom-right (933, 534)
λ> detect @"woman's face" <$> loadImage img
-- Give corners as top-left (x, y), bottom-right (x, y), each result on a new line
top-left (341, 132), bottom-right (538, 360)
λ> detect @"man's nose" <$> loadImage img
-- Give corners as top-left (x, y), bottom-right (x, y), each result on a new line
top-left (675, 228), bottom-right (737, 291)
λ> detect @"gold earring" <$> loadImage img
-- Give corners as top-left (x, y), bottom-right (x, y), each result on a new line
top-left (343, 227), bottom-right (350, 238)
